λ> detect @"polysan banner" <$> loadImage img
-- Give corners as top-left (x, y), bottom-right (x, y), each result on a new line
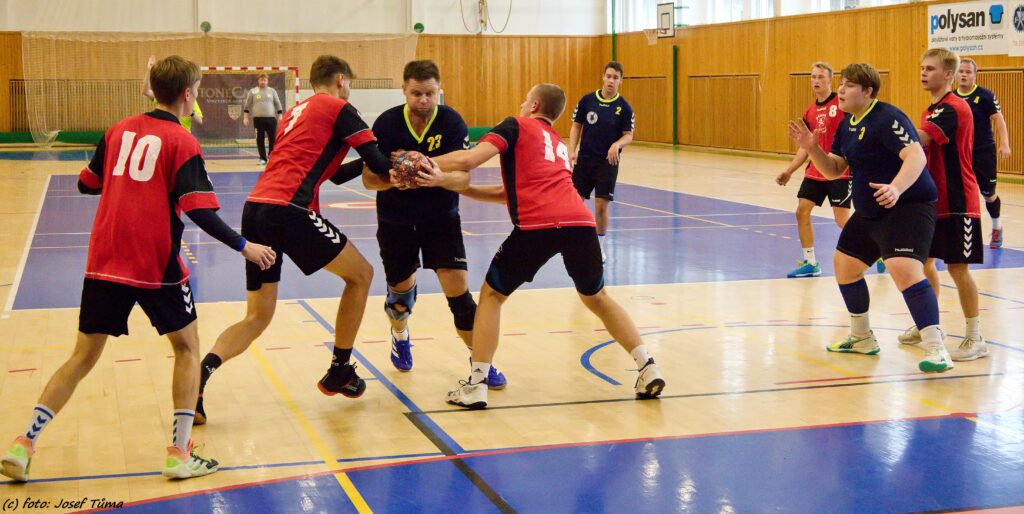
top-left (928, 2), bottom-right (1008, 55)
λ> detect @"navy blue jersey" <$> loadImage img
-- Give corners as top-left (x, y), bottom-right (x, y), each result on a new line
top-left (830, 100), bottom-right (937, 219)
top-left (953, 85), bottom-right (1000, 149)
top-left (572, 90), bottom-right (634, 159)
top-left (373, 104), bottom-right (469, 223)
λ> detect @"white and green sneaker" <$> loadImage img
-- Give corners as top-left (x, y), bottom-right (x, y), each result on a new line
top-left (827, 332), bottom-right (880, 355)
top-left (1, 436), bottom-right (34, 482)
top-left (950, 337), bottom-right (989, 362)
top-left (162, 441), bottom-right (219, 479)
top-left (919, 343), bottom-right (955, 373)
top-left (898, 325), bottom-right (922, 345)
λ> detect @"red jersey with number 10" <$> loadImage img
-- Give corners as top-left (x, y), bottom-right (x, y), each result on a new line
top-left (78, 110), bottom-right (220, 288)
top-left (480, 116), bottom-right (595, 230)
top-left (247, 93), bottom-right (376, 213)
top-left (803, 93), bottom-right (850, 180)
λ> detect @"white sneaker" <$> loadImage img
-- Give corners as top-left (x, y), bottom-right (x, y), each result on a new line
top-left (898, 325), bottom-right (922, 345)
top-left (258, 159), bottom-right (267, 166)
top-left (600, 246), bottom-right (607, 264)
top-left (446, 380), bottom-right (488, 409)
top-left (826, 331), bottom-right (880, 355)
top-left (950, 337), bottom-right (989, 361)
top-left (635, 358), bottom-right (665, 399)
top-left (919, 343), bottom-right (955, 373)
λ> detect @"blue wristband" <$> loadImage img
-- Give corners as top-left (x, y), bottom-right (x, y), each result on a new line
top-left (234, 237), bottom-right (247, 252)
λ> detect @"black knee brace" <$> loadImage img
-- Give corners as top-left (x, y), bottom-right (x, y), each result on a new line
top-left (446, 291), bottom-right (476, 331)
top-left (986, 196), bottom-right (1001, 219)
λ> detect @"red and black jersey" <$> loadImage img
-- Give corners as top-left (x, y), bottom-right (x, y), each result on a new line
top-left (802, 93), bottom-right (849, 180)
top-left (78, 110), bottom-right (220, 288)
top-left (247, 93), bottom-right (376, 212)
top-left (920, 92), bottom-right (980, 219)
top-left (480, 116), bottom-right (595, 230)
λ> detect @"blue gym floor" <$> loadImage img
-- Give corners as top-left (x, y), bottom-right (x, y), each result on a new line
top-left (13, 171), bottom-right (1024, 310)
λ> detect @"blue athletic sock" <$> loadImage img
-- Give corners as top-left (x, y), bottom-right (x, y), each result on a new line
top-left (838, 279), bottom-right (869, 315)
top-left (902, 279), bottom-right (939, 330)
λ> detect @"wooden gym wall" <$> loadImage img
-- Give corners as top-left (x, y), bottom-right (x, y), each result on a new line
top-left (613, 1), bottom-right (1024, 173)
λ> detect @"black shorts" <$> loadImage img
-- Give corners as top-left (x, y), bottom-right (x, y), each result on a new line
top-left (573, 154), bottom-right (619, 201)
top-left (377, 215), bottom-right (468, 286)
top-left (973, 145), bottom-right (998, 197)
top-left (242, 202), bottom-right (349, 291)
top-left (797, 177), bottom-right (852, 208)
top-left (930, 216), bottom-right (984, 264)
top-left (78, 278), bottom-right (197, 336)
top-left (836, 201), bottom-right (936, 265)
top-left (485, 226), bottom-right (604, 297)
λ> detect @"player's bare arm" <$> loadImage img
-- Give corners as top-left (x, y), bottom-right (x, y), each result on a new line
top-left (460, 184), bottom-right (506, 204)
top-left (361, 166), bottom-right (393, 191)
top-left (993, 112), bottom-right (1011, 158)
top-left (415, 160), bottom-right (469, 191)
top-left (142, 55), bottom-right (156, 99)
top-left (568, 122), bottom-right (582, 166)
top-left (776, 147), bottom-right (808, 186)
top-left (788, 120), bottom-right (846, 179)
top-left (433, 141), bottom-right (501, 172)
top-left (870, 142), bottom-right (926, 209)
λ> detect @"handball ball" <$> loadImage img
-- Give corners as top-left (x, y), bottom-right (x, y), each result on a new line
top-left (200, 21), bottom-right (212, 33)
top-left (392, 151), bottom-right (429, 187)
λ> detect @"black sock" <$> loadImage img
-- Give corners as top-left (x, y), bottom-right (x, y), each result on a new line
top-left (200, 353), bottom-right (222, 392)
top-left (986, 197), bottom-right (1001, 220)
top-left (332, 346), bottom-right (353, 368)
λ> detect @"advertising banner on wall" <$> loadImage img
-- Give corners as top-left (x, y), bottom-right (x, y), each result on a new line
top-left (928, 2), bottom-right (1008, 55)
top-left (193, 72), bottom-right (286, 142)
top-left (1008, 3), bottom-right (1024, 56)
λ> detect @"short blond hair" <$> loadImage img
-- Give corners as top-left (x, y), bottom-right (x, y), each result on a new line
top-left (960, 57), bottom-right (978, 72)
top-left (531, 83), bottom-right (566, 120)
top-left (922, 47), bottom-right (960, 73)
top-left (811, 61), bottom-right (833, 77)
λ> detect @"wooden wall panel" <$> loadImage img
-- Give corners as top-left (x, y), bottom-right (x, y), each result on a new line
top-left (0, 33), bottom-right (23, 132)
top-left (621, 77), bottom-right (669, 143)
top-left (687, 75), bottom-right (758, 150)
top-left (979, 70), bottom-right (1024, 174)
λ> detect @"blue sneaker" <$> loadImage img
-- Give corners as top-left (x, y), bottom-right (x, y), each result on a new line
top-left (487, 366), bottom-right (507, 390)
top-left (390, 329), bottom-right (413, 372)
top-left (787, 260), bottom-right (821, 278)
top-left (876, 259), bottom-right (886, 273)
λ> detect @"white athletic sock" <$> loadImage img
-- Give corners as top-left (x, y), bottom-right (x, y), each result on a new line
top-left (23, 404), bottom-right (55, 443)
top-left (172, 409), bottom-right (195, 453)
top-left (966, 316), bottom-right (981, 339)
top-left (470, 362), bottom-right (491, 385)
top-left (850, 313), bottom-right (871, 337)
top-left (630, 345), bottom-right (652, 369)
top-left (598, 233), bottom-right (606, 249)
top-left (803, 248), bottom-right (817, 265)
top-left (992, 217), bottom-right (1002, 230)
top-left (392, 327), bottom-right (410, 342)
top-left (920, 325), bottom-right (944, 346)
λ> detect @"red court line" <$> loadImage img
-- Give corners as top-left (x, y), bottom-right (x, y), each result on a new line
top-left (8, 368), bottom-right (35, 373)
top-left (411, 337), bottom-right (434, 341)
top-left (90, 411), bottom-right (968, 512)
top-left (593, 328), bottom-right (608, 332)
top-left (776, 371), bottom-right (929, 385)
top-left (265, 347), bottom-right (291, 351)
top-left (114, 359), bottom-right (141, 363)
top-left (362, 340), bottom-right (386, 343)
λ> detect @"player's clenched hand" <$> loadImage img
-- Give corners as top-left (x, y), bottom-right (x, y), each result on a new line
top-left (775, 170), bottom-right (793, 186)
top-left (242, 242), bottom-right (277, 270)
top-left (569, 148), bottom-right (577, 168)
top-left (869, 182), bottom-right (901, 209)
top-left (389, 169), bottom-right (415, 190)
top-left (788, 120), bottom-right (820, 151)
top-left (415, 158), bottom-right (446, 188)
top-left (998, 144), bottom-right (1011, 160)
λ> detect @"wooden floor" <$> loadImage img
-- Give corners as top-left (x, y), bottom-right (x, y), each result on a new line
top-left (0, 145), bottom-right (1022, 513)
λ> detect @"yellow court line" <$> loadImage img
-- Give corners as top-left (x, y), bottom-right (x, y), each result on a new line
top-left (249, 346), bottom-right (373, 513)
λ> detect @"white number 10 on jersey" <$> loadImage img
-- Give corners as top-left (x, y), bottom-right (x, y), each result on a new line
top-left (542, 130), bottom-right (570, 170)
top-left (112, 131), bottom-right (162, 182)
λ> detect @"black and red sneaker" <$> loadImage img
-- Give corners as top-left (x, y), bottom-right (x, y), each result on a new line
top-left (317, 363), bottom-right (367, 398)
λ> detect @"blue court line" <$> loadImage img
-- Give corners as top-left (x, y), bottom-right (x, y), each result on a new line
top-left (0, 451), bottom-right (444, 486)
top-left (293, 299), bottom-right (467, 454)
top-left (581, 323), bottom-right (1024, 386)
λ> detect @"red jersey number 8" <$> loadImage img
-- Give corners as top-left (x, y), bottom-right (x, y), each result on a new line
top-left (542, 130), bottom-right (570, 170)
top-left (111, 131), bottom-right (161, 182)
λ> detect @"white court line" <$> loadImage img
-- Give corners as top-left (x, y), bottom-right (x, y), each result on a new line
top-left (4, 175), bottom-right (52, 317)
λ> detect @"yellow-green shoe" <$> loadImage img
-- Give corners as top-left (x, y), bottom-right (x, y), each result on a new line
top-left (162, 441), bottom-right (219, 479)
top-left (1, 436), bottom-right (34, 482)
top-left (827, 332), bottom-right (880, 355)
